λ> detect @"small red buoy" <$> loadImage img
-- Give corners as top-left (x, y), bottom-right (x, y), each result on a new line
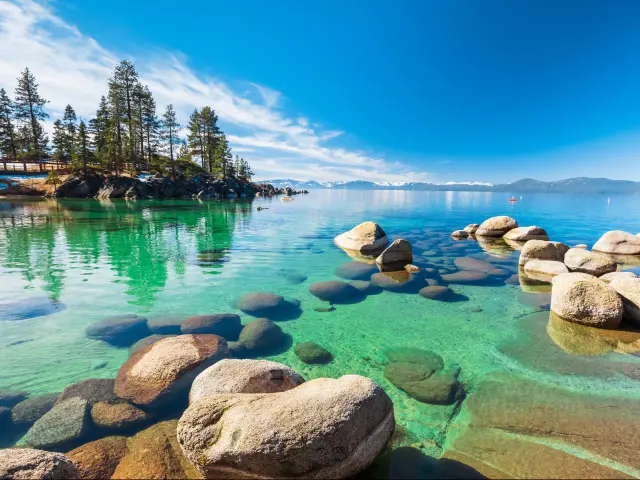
top-left (509, 197), bottom-right (517, 203)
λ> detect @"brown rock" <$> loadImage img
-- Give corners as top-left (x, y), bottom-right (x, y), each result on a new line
top-left (502, 226), bottom-right (548, 241)
top-left (475, 216), bottom-right (518, 237)
top-left (56, 378), bottom-right (116, 406)
top-left (112, 421), bottom-right (201, 479)
top-left (67, 436), bottom-right (127, 479)
top-left (375, 239), bottom-right (413, 271)
top-left (519, 240), bottom-right (570, 266)
top-left (180, 314), bottom-right (242, 340)
top-left (114, 335), bottom-right (230, 408)
top-left (334, 222), bottom-right (389, 257)
top-left (0, 449), bottom-right (78, 480)
top-left (450, 230), bottom-right (469, 239)
top-left (90, 401), bottom-right (150, 431)
top-left (464, 224), bottom-right (480, 234)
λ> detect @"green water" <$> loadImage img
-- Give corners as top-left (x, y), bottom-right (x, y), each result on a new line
top-left (1, 191), bottom-right (640, 465)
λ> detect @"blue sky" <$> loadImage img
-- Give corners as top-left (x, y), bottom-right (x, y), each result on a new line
top-left (0, 0), bottom-right (639, 183)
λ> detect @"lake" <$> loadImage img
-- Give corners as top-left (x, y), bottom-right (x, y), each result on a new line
top-left (1, 190), bottom-right (640, 476)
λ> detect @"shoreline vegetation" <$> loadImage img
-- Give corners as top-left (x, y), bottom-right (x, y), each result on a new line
top-left (0, 62), bottom-right (299, 200)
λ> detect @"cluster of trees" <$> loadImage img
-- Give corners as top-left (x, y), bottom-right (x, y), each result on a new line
top-left (0, 63), bottom-right (254, 181)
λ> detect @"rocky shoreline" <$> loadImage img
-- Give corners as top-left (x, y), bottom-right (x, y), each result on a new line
top-left (0, 173), bottom-right (310, 200)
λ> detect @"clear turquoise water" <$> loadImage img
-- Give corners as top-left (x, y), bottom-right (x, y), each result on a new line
top-left (1, 191), bottom-right (640, 460)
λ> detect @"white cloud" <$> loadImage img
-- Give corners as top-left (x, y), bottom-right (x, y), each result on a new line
top-left (0, 0), bottom-right (430, 183)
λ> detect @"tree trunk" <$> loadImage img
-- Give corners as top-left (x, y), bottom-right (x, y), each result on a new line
top-left (169, 125), bottom-right (176, 181)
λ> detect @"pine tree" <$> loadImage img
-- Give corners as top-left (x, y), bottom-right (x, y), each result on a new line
top-left (200, 107), bottom-right (220, 173)
top-left (242, 158), bottom-right (254, 181)
top-left (75, 120), bottom-right (91, 173)
top-left (0, 88), bottom-right (18, 169)
top-left (62, 104), bottom-right (77, 161)
top-left (14, 67), bottom-right (49, 169)
top-left (160, 104), bottom-right (179, 180)
top-left (176, 140), bottom-right (191, 162)
top-left (111, 61), bottom-right (139, 169)
top-left (133, 83), bottom-right (145, 165)
top-left (89, 96), bottom-right (110, 167)
top-left (214, 133), bottom-right (232, 179)
top-left (187, 109), bottom-right (206, 169)
top-left (141, 86), bottom-right (159, 166)
top-left (107, 73), bottom-right (127, 175)
top-left (51, 120), bottom-right (66, 165)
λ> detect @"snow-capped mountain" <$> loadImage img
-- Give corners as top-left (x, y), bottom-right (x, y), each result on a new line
top-left (256, 178), bottom-right (640, 194)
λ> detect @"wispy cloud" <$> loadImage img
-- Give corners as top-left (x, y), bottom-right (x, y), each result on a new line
top-left (0, 0), bottom-right (430, 183)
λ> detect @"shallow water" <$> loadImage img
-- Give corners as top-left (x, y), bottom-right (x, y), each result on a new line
top-left (1, 191), bottom-right (640, 473)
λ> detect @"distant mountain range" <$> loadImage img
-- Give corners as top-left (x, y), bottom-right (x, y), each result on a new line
top-left (258, 177), bottom-right (640, 194)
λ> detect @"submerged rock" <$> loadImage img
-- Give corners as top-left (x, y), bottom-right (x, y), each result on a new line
top-left (177, 375), bottom-right (394, 479)
top-left (453, 257), bottom-right (494, 272)
top-left (115, 334), bottom-right (230, 408)
top-left (349, 280), bottom-right (382, 295)
top-left (564, 248), bottom-right (617, 276)
top-left (523, 259), bottom-right (569, 282)
top-left (502, 226), bottom-right (548, 241)
top-left (0, 448), bottom-right (78, 479)
top-left (0, 389), bottom-right (28, 408)
top-left (23, 397), bottom-right (90, 450)
top-left (66, 436), bottom-right (128, 479)
top-left (376, 239), bottom-right (413, 271)
top-left (90, 401), bottom-right (150, 431)
top-left (593, 230), bottom-right (640, 255)
top-left (237, 318), bottom-right (286, 353)
top-left (56, 379), bottom-right (116, 406)
top-left (309, 281), bottom-right (364, 304)
top-left (11, 394), bottom-right (59, 426)
top-left (85, 314), bottom-right (151, 347)
top-left (0, 296), bottom-right (65, 322)
top-left (519, 240), bottom-right (570, 266)
top-left (370, 271), bottom-right (423, 293)
top-left (610, 277), bottom-right (640, 327)
top-left (334, 261), bottom-right (378, 280)
top-left (236, 292), bottom-right (299, 319)
top-left (441, 270), bottom-right (489, 285)
top-left (551, 273), bottom-right (623, 328)
top-left (146, 314), bottom-right (186, 334)
top-left (181, 313), bottom-right (242, 340)
top-left (334, 221), bottom-right (389, 257)
top-left (190, 359), bottom-right (304, 404)
top-left (419, 286), bottom-right (467, 302)
top-left (475, 216), bottom-right (518, 237)
top-left (294, 342), bottom-right (333, 364)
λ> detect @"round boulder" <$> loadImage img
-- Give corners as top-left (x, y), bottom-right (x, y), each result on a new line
top-left (519, 240), bottom-right (570, 266)
top-left (190, 359), bottom-right (304, 404)
top-left (441, 270), bottom-right (489, 285)
top-left (177, 375), bottom-right (394, 479)
top-left (236, 292), bottom-right (290, 317)
top-left (610, 277), bottom-right (640, 327)
top-left (551, 273), bottom-right (624, 328)
top-left (237, 318), bottom-right (285, 353)
top-left (0, 449), bottom-right (78, 479)
top-left (129, 334), bottom-right (176, 356)
top-left (115, 334), bottom-right (230, 408)
top-left (334, 222), bottom-right (389, 257)
top-left (349, 280), bottom-right (382, 295)
top-left (90, 401), bottom-right (150, 431)
top-left (66, 436), bottom-right (128, 479)
top-left (564, 248), bottom-right (617, 276)
top-left (334, 261), bottom-right (378, 280)
top-left (503, 226), bottom-right (549, 241)
top-left (309, 281), bottom-right (363, 304)
top-left (56, 379), bottom-right (116, 406)
top-left (146, 314), bottom-right (186, 334)
top-left (464, 224), bottom-right (480, 234)
top-left (181, 314), bottom-right (242, 340)
top-left (0, 389), bottom-right (28, 408)
top-left (370, 271), bottom-right (423, 293)
top-left (453, 257), bottom-right (494, 272)
top-left (85, 314), bottom-right (151, 347)
top-left (12, 393), bottom-right (59, 426)
top-left (523, 260), bottom-right (569, 282)
top-left (600, 271), bottom-right (638, 284)
top-left (593, 230), bottom-right (640, 255)
top-left (451, 230), bottom-right (469, 239)
top-left (375, 239), bottom-right (413, 271)
top-left (419, 286), bottom-right (466, 302)
top-left (294, 342), bottom-right (333, 364)
top-left (475, 216), bottom-right (518, 237)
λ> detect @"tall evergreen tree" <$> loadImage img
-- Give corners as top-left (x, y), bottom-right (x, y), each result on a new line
top-left (160, 104), bottom-right (179, 180)
top-left (200, 106), bottom-right (220, 173)
top-left (62, 104), bottom-right (77, 161)
top-left (0, 88), bottom-right (18, 169)
top-left (187, 109), bottom-right (206, 169)
top-left (14, 67), bottom-right (49, 168)
top-left (112, 61), bottom-right (139, 168)
top-left (107, 74), bottom-right (126, 175)
top-left (141, 86), bottom-right (159, 165)
top-left (51, 119), bottom-right (66, 165)
top-left (176, 140), bottom-right (191, 162)
top-left (133, 83), bottom-right (145, 165)
top-left (89, 96), bottom-right (110, 167)
top-left (214, 133), bottom-right (232, 179)
top-left (75, 120), bottom-right (91, 173)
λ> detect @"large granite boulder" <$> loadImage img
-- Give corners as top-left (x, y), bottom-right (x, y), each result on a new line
top-left (11, 393), bottom-right (59, 426)
top-left (519, 240), bottom-right (570, 266)
top-left (600, 271), bottom-right (638, 284)
top-left (475, 216), bottom-right (518, 237)
top-left (111, 421), bottom-right (201, 479)
top-left (90, 401), bottom-right (150, 431)
top-left (375, 239), bottom-right (413, 271)
top-left (236, 318), bottom-right (286, 353)
top-left (66, 436), bottom-right (128, 479)
top-left (114, 334), bottom-right (230, 408)
top-left (334, 222), bottom-right (389, 257)
top-left (564, 248), bottom-right (617, 276)
top-left (0, 448), bottom-right (78, 479)
top-left (23, 398), bottom-right (90, 450)
top-left (502, 226), bottom-right (548, 241)
top-left (610, 277), bottom-right (640, 327)
top-left (309, 281), bottom-right (364, 304)
top-left (128, 334), bottom-right (176, 356)
top-left (523, 260), bottom-right (569, 282)
top-left (177, 375), bottom-right (394, 479)
top-left (56, 378), bottom-right (116, 406)
top-left (450, 230), bottom-right (469, 239)
top-left (464, 224), bottom-right (480, 234)
top-left (189, 359), bottom-right (304, 404)
top-left (593, 230), bottom-right (640, 255)
top-left (181, 313), bottom-right (242, 340)
top-left (85, 314), bottom-right (151, 347)
top-left (551, 273), bottom-right (623, 328)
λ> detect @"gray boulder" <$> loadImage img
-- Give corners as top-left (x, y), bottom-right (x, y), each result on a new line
top-left (475, 216), bottom-right (518, 237)
top-left (189, 359), bottom-right (304, 404)
top-left (309, 281), bottom-right (363, 304)
top-left (23, 398), bottom-right (90, 450)
top-left (564, 248), bottom-right (617, 276)
top-left (376, 239), bottom-right (413, 271)
top-left (11, 394), bottom-right (59, 426)
top-left (519, 240), bottom-right (570, 266)
top-left (503, 226), bottom-right (549, 241)
top-left (0, 449), bottom-right (78, 479)
top-left (593, 230), bottom-right (640, 255)
top-left (334, 222), bottom-right (389, 257)
top-left (610, 277), bottom-right (640, 327)
top-left (177, 375), bottom-right (394, 479)
top-left (237, 318), bottom-right (285, 353)
top-left (600, 271), bottom-right (638, 284)
top-left (85, 314), bottom-right (151, 347)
